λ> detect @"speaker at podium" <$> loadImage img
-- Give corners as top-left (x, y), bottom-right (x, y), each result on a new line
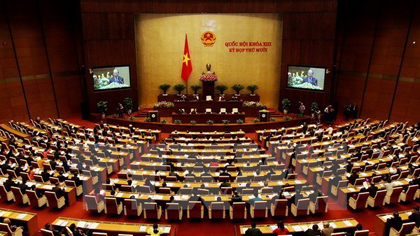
top-left (148, 110), bottom-right (159, 122)
top-left (259, 110), bottom-right (270, 122)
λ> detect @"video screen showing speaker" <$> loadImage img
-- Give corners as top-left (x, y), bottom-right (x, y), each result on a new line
top-left (93, 66), bottom-right (131, 91)
top-left (286, 65), bottom-right (325, 91)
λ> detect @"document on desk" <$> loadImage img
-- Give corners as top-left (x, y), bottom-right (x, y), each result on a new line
top-left (16, 214), bottom-right (27, 219)
top-left (162, 227), bottom-right (170, 233)
top-left (330, 222), bottom-right (337, 228)
top-left (139, 226), bottom-right (146, 232)
top-left (292, 225), bottom-right (302, 231)
top-left (343, 220), bottom-right (353, 226)
top-left (269, 225), bottom-right (276, 231)
top-left (77, 221), bottom-right (87, 228)
top-left (116, 193), bottom-right (124, 198)
top-left (0, 211), bottom-right (6, 217)
top-left (89, 223), bottom-right (99, 229)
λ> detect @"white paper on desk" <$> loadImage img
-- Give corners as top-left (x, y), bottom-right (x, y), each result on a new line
top-left (132, 181), bottom-right (138, 185)
top-left (166, 183), bottom-right (173, 187)
top-left (277, 181), bottom-right (284, 185)
top-left (139, 226), bottom-right (146, 232)
top-left (300, 225), bottom-right (309, 231)
top-left (348, 188), bottom-right (356, 192)
top-left (181, 195), bottom-right (189, 200)
top-left (330, 222), bottom-right (337, 228)
top-left (407, 211), bottom-right (412, 216)
top-left (56, 220), bottom-right (63, 226)
top-left (89, 223), bottom-right (99, 229)
top-left (77, 221), bottom-right (87, 228)
top-left (0, 211), bottom-right (5, 217)
top-left (317, 223), bottom-right (324, 230)
top-left (116, 193), bottom-right (124, 197)
top-left (343, 220), bottom-right (353, 227)
top-left (258, 182), bottom-right (264, 186)
top-left (162, 227), bottom-right (170, 234)
top-left (382, 215), bottom-right (393, 220)
top-left (174, 196), bottom-right (181, 201)
top-left (16, 214), bottom-right (27, 219)
top-left (241, 228), bottom-right (247, 234)
top-left (269, 225), bottom-right (277, 231)
top-left (292, 225), bottom-right (302, 231)
top-left (142, 171), bottom-right (148, 174)
top-left (295, 180), bottom-right (302, 184)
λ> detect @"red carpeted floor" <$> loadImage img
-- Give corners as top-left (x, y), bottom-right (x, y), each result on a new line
top-left (1, 114), bottom-right (417, 236)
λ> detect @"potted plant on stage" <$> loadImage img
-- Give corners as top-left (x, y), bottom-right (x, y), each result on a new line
top-left (159, 84), bottom-right (171, 96)
top-left (247, 84), bottom-right (259, 96)
top-left (123, 97), bottom-right (133, 115)
top-left (215, 84), bottom-right (228, 94)
top-left (173, 84), bottom-right (186, 95)
top-left (282, 98), bottom-right (291, 114)
top-left (232, 84), bottom-right (245, 96)
top-left (190, 85), bottom-right (202, 95)
top-left (97, 101), bottom-right (108, 119)
top-left (311, 102), bottom-right (319, 118)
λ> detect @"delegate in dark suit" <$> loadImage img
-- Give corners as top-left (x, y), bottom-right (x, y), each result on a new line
top-left (109, 76), bottom-right (124, 84)
top-left (303, 76), bottom-right (318, 86)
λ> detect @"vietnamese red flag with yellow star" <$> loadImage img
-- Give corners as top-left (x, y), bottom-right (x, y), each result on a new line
top-left (181, 34), bottom-right (192, 82)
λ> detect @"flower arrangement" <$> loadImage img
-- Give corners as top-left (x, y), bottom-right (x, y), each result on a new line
top-left (297, 113), bottom-right (305, 118)
top-left (161, 119), bottom-right (167, 124)
top-left (270, 117), bottom-right (276, 122)
top-left (243, 101), bottom-right (266, 108)
top-left (190, 120), bottom-right (197, 125)
top-left (174, 120), bottom-right (181, 124)
top-left (199, 73), bottom-right (218, 82)
top-left (145, 117), bottom-right (151, 122)
top-left (153, 101), bottom-right (175, 108)
top-left (253, 118), bottom-right (260, 123)
top-left (158, 84), bottom-right (171, 94)
top-left (207, 120), bottom-right (214, 125)
top-left (129, 116), bottom-right (135, 121)
top-left (173, 84), bottom-right (186, 94)
top-left (236, 119), bottom-right (244, 124)
top-left (222, 120), bottom-right (230, 124)
top-left (284, 116), bottom-right (292, 121)
top-left (215, 84), bottom-right (228, 94)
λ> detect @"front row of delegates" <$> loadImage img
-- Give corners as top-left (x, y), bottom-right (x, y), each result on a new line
top-left (245, 220), bottom-right (364, 236)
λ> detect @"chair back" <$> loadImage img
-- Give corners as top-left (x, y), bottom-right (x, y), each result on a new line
top-left (121, 185), bottom-right (133, 192)
top-left (45, 191), bottom-right (59, 208)
top-left (0, 223), bottom-right (14, 235)
top-left (188, 201), bottom-right (202, 218)
top-left (124, 199), bottom-right (139, 216)
top-left (389, 187), bottom-right (403, 204)
top-left (166, 203), bottom-right (181, 220)
top-left (398, 222), bottom-right (415, 235)
top-left (353, 230), bottom-right (369, 236)
top-left (313, 196), bottom-right (328, 214)
top-left (355, 192), bottom-right (369, 208)
top-left (0, 185), bottom-right (10, 200)
top-left (41, 229), bottom-right (55, 236)
top-left (210, 202), bottom-right (225, 219)
top-left (11, 187), bottom-right (24, 204)
top-left (34, 175), bottom-right (44, 183)
top-left (27, 190), bottom-right (41, 206)
top-left (105, 197), bottom-right (120, 214)
top-left (178, 188), bottom-right (192, 195)
top-left (404, 185), bottom-right (418, 202)
top-left (85, 195), bottom-right (99, 211)
top-left (253, 201), bottom-right (267, 218)
top-left (372, 190), bottom-right (387, 207)
top-left (144, 202), bottom-right (159, 219)
top-left (137, 186), bottom-right (151, 193)
top-left (273, 199), bottom-right (288, 217)
top-left (232, 202), bottom-right (246, 219)
top-left (295, 198), bottom-right (310, 216)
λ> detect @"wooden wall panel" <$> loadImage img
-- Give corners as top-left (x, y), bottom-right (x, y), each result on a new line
top-left (335, 0), bottom-right (419, 123)
top-left (0, 0), bottom-right (82, 122)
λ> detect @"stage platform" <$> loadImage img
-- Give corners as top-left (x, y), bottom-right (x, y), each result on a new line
top-left (106, 113), bottom-right (311, 132)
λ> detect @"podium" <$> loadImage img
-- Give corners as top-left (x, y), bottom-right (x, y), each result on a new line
top-left (148, 110), bottom-right (159, 122)
top-left (202, 81), bottom-right (215, 99)
top-left (259, 110), bottom-right (270, 122)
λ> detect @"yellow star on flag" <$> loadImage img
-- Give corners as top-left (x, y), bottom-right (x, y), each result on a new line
top-left (183, 53), bottom-right (191, 66)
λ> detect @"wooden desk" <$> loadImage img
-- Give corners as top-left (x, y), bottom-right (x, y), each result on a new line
top-left (0, 124), bottom-right (30, 139)
top-left (0, 208), bottom-right (38, 236)
top-left (52, 217), bottom-right (172, 236)
top-left (172, 112), bottom-right (246, 124)
top-left (239, 218), bottom-right (359, 235)
top-left (375, 210), bottom-right (415, 236)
